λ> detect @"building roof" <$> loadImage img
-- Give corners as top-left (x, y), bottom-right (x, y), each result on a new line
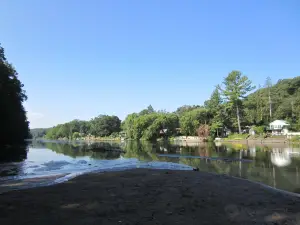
top-left (270, 120), bottom-right (290, 126)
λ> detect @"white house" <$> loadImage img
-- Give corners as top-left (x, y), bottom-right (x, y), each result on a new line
top-left (269, 120), bottom-right (290, 135)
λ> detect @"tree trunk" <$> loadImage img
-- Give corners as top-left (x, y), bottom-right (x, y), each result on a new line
top-left (236, 104), bottom-right (242, 134)
top-left (269, 89), bottom-right (272, 120)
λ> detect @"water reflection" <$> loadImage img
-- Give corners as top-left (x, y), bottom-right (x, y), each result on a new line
top-left (0, 144), bottom-right (28, 162)
top-left (30, 140), bottom-right (124, 159)
top-left (0, 140), bottom-right (300, 194)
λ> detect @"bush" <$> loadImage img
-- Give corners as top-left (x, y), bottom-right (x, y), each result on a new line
top-left (253, 126), bottom-right (265, 135)
top-left (110, 132), bottom-right (120, 138)
top-left (291, 136), bottom-right (300, 142)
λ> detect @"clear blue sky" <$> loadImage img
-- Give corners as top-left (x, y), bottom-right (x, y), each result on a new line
top-left (1, 0), bottom-right (299, 128)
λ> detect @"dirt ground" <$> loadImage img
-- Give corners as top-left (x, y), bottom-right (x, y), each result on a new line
top-left (1, 169), bottom-right (300, 225)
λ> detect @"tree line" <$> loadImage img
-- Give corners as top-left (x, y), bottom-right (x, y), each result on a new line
top-left (33, 71), bottom-right (300, 141)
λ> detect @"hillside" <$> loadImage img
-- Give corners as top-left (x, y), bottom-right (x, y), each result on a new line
top-left (244, 76), bottom-right (300, 129)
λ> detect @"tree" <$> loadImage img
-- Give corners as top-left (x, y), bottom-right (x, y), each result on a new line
top-left (204, 88), bottom-right (224, 137)
top-left (265, 77), bottom-right (272, 120)
top-left (175, 105), bottom-right (201, 116)
top-left (0, 44), bottom-right (30, 148)
top-left (179, 108), bottom-right (209, 136)
top-left (30, 128), bottom-right (48, 139)
top-left (90, 115), bottom-right (121, 137)
top-left (72, 132), bottom-right (80, 140)
top-left (147, 105), bottom-right (155, 113)
top-left (218, 71), bottom-right (255, 133)
top-left (139, 105), bottom-right (155, 115)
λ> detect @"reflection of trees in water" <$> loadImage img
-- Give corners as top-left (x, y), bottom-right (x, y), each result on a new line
top-left (29, 140), bottom-right (300, 193)
top-left (31, 141), bottom-right (122, 159)
top-left (0, 143), bottom-right (29, 177)
top-left (0, 144), bottom-right (28, 162)
top-left (122, 141), bottom-right (159, 161)
top-left (179, 154), bottom-right (300, 193)
top-left (169, 142), bottom-right (300, 193)
top-left (120, 141), bottom-right (180, 163)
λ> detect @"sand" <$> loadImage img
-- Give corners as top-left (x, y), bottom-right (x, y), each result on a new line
top-left (0, 169), bottom-right (300, 225)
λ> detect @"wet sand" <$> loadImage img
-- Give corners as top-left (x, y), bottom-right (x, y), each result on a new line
top-left (0, 174), bottom-right (68, 194)
top-left (1, 169), bottom-right (300, 225)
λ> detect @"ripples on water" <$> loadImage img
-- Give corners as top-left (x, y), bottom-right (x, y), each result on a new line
top-left (0, 140), bottom-right (300, 194)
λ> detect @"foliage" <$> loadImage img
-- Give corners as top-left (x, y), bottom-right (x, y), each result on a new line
top-left (174, 105), bottom-right (202, 116)
top-left (245, 76), bottom-right (300, 126)
top-left (291, 136), bottom-right (300, 142)
top-left (226, 133), bottom-right (249, 140)
top-left (72, 132), bottom-right (80, 139)
top-left (204, 88), bottom-right (224, 137)
top-left (252, 126), bottom-right (265, 135)
top-left (0, 44), bottom-right (30, 149)
top-left (30, 128), bottom-right (49, 139)
top-left (179, 108), bottom-right (210, 136)
top-left (45, 116), bottom-right (121, 140)
top-left (218, 70), bottom-right (255, 134)
top-left (44, 73), bottom-right (300, 141)
top-left (122, 108), bottom-right (179, 141)
top-left (90, 115), bottom-right (121, 137)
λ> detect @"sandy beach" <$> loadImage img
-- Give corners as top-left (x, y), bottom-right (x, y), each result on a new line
top-left (1, 169), bottom-right (300, 225)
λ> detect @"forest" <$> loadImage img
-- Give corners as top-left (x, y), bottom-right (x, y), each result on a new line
top-left (32, 72), bottom-right (300, 141)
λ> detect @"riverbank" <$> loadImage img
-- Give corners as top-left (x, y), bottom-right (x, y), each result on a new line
top-left (1, 169), bottom-right (300, 225)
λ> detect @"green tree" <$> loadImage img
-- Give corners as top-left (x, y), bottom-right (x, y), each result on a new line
top-left (72, 132), bottom-right (80, 140)
top-left (30, 128), bottom-right (48, 139)
top-left (90, 115), bottom-right (121, 137)
top-left (179, 108), bottom-right (209, 136)
top-left (175, 105), bottom-right (201, 116)
top-left (139, 105), bottom-right (155, 115)
top-left (218, 71), bottom-right (255, 133)
top-left (0, 44), bottom-right (30, 147)
top-left (205, 88), bottom-right (224, 137)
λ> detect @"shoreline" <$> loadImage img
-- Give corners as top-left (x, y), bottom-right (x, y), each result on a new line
top-left (1, 167), bottom-right (300, 197)
top-left (1, 169), bottom-right (300, 224)
top-left (219, 139), bottom-right (291, 144)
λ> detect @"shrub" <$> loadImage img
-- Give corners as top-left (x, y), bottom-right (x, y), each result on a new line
top-left (253, 126), bottom-right (265, 135)
top-left (291, 135), bottom-right (300, 142)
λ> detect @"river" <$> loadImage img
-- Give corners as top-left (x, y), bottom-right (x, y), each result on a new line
top-left (1, 140), bottom-right (300, 194)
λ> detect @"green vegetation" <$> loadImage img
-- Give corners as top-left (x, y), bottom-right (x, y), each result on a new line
top-left (0, 44), bottom-right (30, 160)
top-left (252, 126), bottom-right (265, 135)
top-left (44, 115), bottom-right (120, 140)
top-left (225, 133), bottom-right (249, 140)
top-left (290, 136), bottom-right (300, 142)
top-left (218, 71), bottom-right (255, 134)
top-left (30, 128), bottom-right (49, 139)
top-left (122, 110), bottom-right (179, 141)
top-left (43, 72), bottom-right (300, 141)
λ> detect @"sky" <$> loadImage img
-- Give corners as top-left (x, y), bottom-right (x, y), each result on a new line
top-left (1, 0), bottom-right (300, 128)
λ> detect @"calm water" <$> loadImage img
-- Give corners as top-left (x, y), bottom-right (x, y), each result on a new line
top-left (1, 140), bottom-right (300, 194)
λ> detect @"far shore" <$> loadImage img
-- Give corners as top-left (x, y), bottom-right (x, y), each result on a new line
top-left (1, 169), bottom-right (300, 225)
top-left (219, 138), bottom-right (291, 144)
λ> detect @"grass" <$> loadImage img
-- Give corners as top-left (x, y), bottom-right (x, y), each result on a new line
top-left (226, 133), bottom-right (249, 140)
top-left (291, 135), bottom-right (300, 142)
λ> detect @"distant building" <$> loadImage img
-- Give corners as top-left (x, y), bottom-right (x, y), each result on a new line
top-left (269, 120), bottom-right (290, 135)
